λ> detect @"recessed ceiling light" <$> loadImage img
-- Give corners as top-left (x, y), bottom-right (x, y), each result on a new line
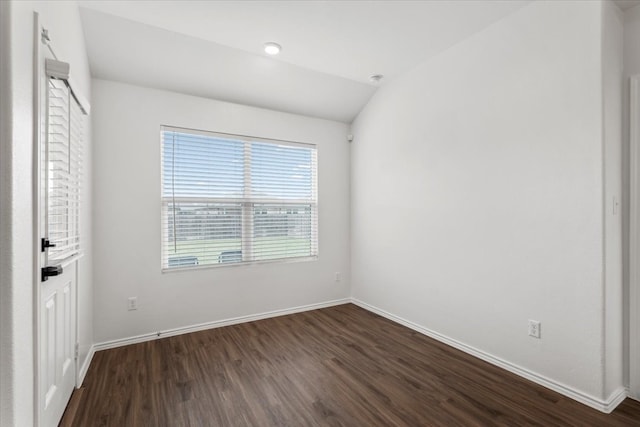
top-left (370, 74), bottom-right (384, 83)
top-left (264, 42), bottom-right (282, 55)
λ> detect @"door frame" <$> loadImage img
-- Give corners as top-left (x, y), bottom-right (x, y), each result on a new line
top-left (33, 11), bottom-right (44, 426)
top-left (630, 73), bottom-right (640, 400)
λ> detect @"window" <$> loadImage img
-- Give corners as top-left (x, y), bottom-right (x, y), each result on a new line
top-left (46, 77), bottom-right (86, 263)
top-left (161, 126), bottom-right (318, 270)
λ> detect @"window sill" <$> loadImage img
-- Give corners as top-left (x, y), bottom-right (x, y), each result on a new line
top-left (161, 255), bottom-right (318, 274)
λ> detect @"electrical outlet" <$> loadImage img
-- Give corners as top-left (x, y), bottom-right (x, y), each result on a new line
top-left (128, 297), bottom-right (138, 311)
top-left (528, 319), bottom-right (541, 338)
top-left (335, 272), bottom-right (341, 282)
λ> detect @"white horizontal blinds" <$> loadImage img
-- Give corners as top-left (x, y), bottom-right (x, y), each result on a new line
top-left (46, 78), bottom-right (84, 263)
top-left (252, 204), bottom-right (316, 261)
top-left (161, 127), bottom-right (318, 269)
top-left (161, 130), bottom-right (244, 268)
top-left (250, 142), bottom-right (317, 261)
top-left (162, 202), bottom-right (242, 267)
top-left (162, 130), bottom-right (245, 198)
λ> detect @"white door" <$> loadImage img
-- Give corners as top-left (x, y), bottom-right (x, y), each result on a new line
top-left (37, 51), bottom-right (84, 426)
top-left (39, 266), bottom-right (76, 427)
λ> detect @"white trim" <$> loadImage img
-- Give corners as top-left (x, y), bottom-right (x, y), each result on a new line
top-left (161, 254), bottom-right (318, 274)
top-left (164, 196), bottom-right (316, 205)
top-left (350, 298), bottom-right (628, 414)
top-left (32, 13), bottom-right (45, 426)
top-left (161, 124), bottom-right (315, 149)
top-left (85, 297), bottom-right (629, 414)
top-left (76, 345), bottom-right (95, 388)
top-left (630, 73), bottom-right (640, 400)
top-left (606, 387), bottom-right (630, 411)
top-left (93, 298), bottom-right (350, 351)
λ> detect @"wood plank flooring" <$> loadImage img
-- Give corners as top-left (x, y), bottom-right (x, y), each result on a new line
top-left (66, 304), bottom-right (640, 426)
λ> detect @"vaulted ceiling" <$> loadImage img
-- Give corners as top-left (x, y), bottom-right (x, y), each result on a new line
top-left (79, 1), bottom-right (536, 122)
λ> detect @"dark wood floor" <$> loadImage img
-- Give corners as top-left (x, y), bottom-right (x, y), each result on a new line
top-left (65, 304), bottom-right (640, 426)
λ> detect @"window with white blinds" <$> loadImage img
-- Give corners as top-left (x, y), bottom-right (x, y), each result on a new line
top-left (46, 78), bottom-right (84, 263)
top-left (161, 126), bottom-right (318, 270)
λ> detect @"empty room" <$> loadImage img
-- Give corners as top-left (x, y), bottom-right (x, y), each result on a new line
top-left (3, 0), bottom-right (640, 425)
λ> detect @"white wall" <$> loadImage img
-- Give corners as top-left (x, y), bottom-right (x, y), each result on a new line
top-left (91, 79), bottom-right (350, 343)
top-left (0, 2), bottom-right (13, 424)
top-left (603, 0), bottom-right (624, 398)
top-left (0, 1), bottom-right (92, 425)
top-left (624, 3), bottom-right (640, 395)
top-left (625, 5), bottom-right (640, 77)
top-left (351, 0), bottom-right (621, 404)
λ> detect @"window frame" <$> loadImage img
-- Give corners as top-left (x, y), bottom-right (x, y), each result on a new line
top-left (160, 125), bottom-right (319, 272)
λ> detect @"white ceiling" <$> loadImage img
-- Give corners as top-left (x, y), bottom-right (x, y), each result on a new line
top-left (80, 8), bottom-right (375, 123)
top-left (79, 1), bottom-right (531, 123)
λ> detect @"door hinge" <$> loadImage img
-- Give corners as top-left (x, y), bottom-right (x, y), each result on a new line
top-left (74, 343), bottom-right (79, 361)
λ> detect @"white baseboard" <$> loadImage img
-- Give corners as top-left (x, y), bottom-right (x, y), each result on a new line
top-left (350, 298), bottom-right (627, 414)
top-left (605, 387), bottom-right (629, 412)
top-left (77, 344), bottom-right (95, 387)
top-left (93, 298), bottom-right (350, 352)
top-left (86, 296), bottom-right (628, 414)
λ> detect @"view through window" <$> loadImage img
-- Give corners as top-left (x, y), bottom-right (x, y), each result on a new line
top-left (161, 126), bottom-right (318, 270)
